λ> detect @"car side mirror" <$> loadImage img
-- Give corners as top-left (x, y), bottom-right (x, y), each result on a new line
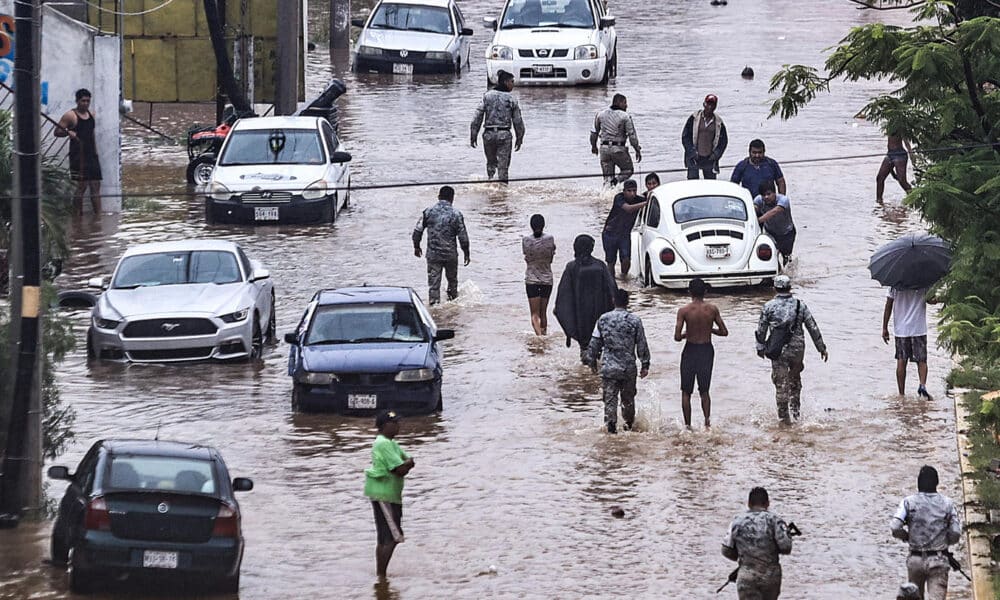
top-left (232, 477), bottom-right (254, 492)
top-left (433, 329), bottom-right (455, 342)
top-left (351, 18), bottom-right (365, 28)
top-left (599, 16), bottom-right (615, 28)
top-left (284, 332), bottom-right (298, 344)
top-left (250, 268), bottom-right (270, 282)
top-left (460, 27), bottom-right (474, 36)
top-left (483, 17), bottom-right (497, 31)
top-left (47, 466), bottom-right (72, 480)
top-left (331, 151), bottom-right (352, 164)
top-left (87, 276), bottom-right (107, 290)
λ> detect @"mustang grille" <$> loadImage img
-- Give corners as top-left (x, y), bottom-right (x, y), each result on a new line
top-left (128, 347), bottom-right (215, 361)
top-left (123, 318), bottom-right (218, 338)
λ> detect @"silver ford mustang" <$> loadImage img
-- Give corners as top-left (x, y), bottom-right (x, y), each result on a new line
top-left (86, 240), bottom-right (276, 363)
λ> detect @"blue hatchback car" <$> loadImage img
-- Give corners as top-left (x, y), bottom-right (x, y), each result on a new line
top-left (285, 287), bottom-right (455, 414)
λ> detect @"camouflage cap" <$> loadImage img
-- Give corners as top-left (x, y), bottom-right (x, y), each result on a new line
top-left (897, 583), bottom-right (920, 600)
top-left (773, 275), bottom-right (792, 290)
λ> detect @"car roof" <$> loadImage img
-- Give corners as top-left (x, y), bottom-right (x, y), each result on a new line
top-left (654, 180), bottom-right (753, 203)
top-left (376, 0), bottom-right (452, 8)
top-left (232, 116), bottom-right (324, 131)
top-left (102, 439), bottom-right (217, 460)
top-left (121, 239), bottom-right (239, 258)
top-left (315, 286), bottom-right (415, 305)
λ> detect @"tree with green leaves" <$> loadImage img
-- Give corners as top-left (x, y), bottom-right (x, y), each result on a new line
top-left (769, 0), bottom-right (1000, 362)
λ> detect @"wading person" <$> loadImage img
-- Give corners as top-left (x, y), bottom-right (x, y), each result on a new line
top-left (681, 94), bottom-right (728, 180)
top-left (722, 486), bottom-right (793, 600)
top-left (554, 234), bottom-right (618, 362)
top-left (601, 179), bottom-right (648, 278)
top-left (674, 278), bottom-right (728, 429)
top-left (55, 88), bottom-right (102, 215)
top-left (876, 129), bottom-right (913, 202)
top-left (890, 465), bottom-right (962, 600)
top-left (412, 186), bottom-right (470, 305)
top-left (882, 286), bottom-right (932, 399)
top-left (731, 139), bottom-right (786, 196)
top-left (590, 93), bottom-right (642, 186)
top-left (585, 289), bottom-right (650, 433)
top-left (755, 275), bottom-right (828, 424)
top-left (523, 213), bottom-right (556, 335)
top-left (754, 181), bottom-right (796, 265)
top-left (364, 410), bottom-right (415, 578)
top-left (471, 70), bottom-right (525, 184)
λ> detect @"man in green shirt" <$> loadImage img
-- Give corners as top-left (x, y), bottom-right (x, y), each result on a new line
top-left (364, 410), bottom-right (415, 577)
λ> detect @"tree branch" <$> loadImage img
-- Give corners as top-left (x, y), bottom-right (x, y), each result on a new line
top-left (848, 0), bottom-right (926, 9)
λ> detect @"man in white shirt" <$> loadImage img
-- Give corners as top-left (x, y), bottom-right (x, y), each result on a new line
top-left (882, 286), bottom-right (931, 399)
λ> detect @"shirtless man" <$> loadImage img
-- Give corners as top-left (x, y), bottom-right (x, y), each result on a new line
top-left (674, 278), bottom-right (728, 429)
top-left (876, 129), bottom-right (913, 203)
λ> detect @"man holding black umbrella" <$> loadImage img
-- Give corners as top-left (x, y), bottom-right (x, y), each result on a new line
top-left (882, 287), bottom-right (932, 399)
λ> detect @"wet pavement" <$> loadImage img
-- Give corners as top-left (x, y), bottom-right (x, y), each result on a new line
top-left (0, 1), bottom-right (970, 598)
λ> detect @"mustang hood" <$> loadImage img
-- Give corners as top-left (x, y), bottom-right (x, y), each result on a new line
top-left (301, 342), bottom-right (429, 373)
top-left (101, 283), bottom-right (246, 319)
top-left (361, 29), bottom-right (452, 52)
top-left (493, 27), bottom-right (597, 50)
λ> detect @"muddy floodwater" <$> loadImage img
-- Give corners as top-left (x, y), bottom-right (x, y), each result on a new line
top-left (0, 1), bottom-right (970, 599)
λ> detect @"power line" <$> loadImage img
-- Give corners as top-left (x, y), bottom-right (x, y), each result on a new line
top-left (80, 0), bottom-right (180, 16)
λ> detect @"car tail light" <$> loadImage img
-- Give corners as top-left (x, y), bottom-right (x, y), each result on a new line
top-left (212, 503), bottom-right (240, 537)
top-left (659, 248), bottom-right (675, 265)
top-left (83, 497), bottom-right (111, 531)
top-left (757, 244), bottom-right (773, 261)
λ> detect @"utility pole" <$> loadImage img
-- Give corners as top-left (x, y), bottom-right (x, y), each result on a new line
top-left (275, 0), bottom-right (299, 115)
top-left (330, 0), bottom-right (351, 52)
top-left (0, 0), bottom-right (42, 525)
top-left (215, 0), bottom-right (227, 124)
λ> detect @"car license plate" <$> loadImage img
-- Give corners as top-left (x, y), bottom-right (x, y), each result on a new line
top-left (706, 245), bottom-right (730, 259)
top-left (392, 63), bottom-right (414, 75)
top-left (533, 64), bottom-right (553, 74)
top-left (254, 207), bottom-right (279, 221)
top-left (348, 394), bottom-right (377, 409)
top-left (142, 550), bottom-right (178, 569)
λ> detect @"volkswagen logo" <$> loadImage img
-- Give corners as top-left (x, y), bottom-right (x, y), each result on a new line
top-left (537, 49), bottom-right (549, 57)
top-left (157, 502), bottom-right (169, 514)
top-left (399, 49), bottom-right (409, 58)
top-left (161, 322), bottom-right (180, 332)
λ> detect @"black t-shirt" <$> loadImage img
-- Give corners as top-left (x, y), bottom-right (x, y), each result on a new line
top-left (603, 192), bottom-right (643, 237)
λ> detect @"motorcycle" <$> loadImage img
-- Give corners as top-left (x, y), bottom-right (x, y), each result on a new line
top-left (184, 109), bottom-right (254, 185)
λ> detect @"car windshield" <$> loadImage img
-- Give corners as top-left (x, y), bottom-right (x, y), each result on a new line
top-left (219, 129), bottom-right (325, 166)
top-left (113, 251), bottom-right (242, 288)
top-left (108, 455), bottom-right (218, 494)
top-left (672, 196), bottom-right (748, 224)
top-left (370, 3), bottom-right (453, 34)
top-left (306, 303), bottom-right (427, 344)
top-left (501, 0), bottom-right (594, 29)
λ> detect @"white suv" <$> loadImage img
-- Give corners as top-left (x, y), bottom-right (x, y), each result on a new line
top-left (484, 0), bottom-right (617, 86)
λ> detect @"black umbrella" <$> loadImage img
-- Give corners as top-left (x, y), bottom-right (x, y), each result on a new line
top-left (869, 232), bottom-right (952, 289)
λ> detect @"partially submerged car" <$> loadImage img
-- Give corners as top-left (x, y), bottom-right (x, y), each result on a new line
top-left (285, 286), bottom-right (454, 414)
top-left (87, 240), bottom-right (275, 362)
top-left (630, 180), bottom-right (780, 289)
top-left (48, 439), bottom-right (253, 593)
top-left (353, 0), bottom-right (474, 75)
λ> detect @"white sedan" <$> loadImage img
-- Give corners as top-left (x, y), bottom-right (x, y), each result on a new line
top-left (629, 180), bottom-right (781, 289)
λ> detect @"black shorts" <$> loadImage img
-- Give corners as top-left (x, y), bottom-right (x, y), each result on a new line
top-left (525, 283), bottom-right (553, 299)
top-left (895, 335), bottom-right (928, 362)
top-left (680, 343), bottom-right (715, 393)
top-left (372, 500), bottom-right (404, 545)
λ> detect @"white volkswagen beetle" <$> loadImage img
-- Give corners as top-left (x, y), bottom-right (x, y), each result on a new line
top-left (629, 180), bottom-right (781, 289)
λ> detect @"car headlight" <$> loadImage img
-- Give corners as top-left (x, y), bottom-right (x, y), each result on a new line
top-left (209, 182), bottom-right (231, 200)
top-left (395, 368), bottom-right (435, 382)
top-left (94, 317), bottom-right (120, 330)
top-left (426, 51), bottom-right (451, 60)
top-left (297, 371), bottom-right (338, 385)
top-left (302, 179), bottom-right (328, 201)
top-left (358, 45), bottom-right (382, 56)
top-left (490, 45), bottom-right (513, 61)
top-left (574, 45), bottom-right (598, 60)
top-left (220, 308), bottom-right (250, 323)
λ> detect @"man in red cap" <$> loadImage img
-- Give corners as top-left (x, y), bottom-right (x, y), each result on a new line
top-left (682, 94), bottom-right (728, 180)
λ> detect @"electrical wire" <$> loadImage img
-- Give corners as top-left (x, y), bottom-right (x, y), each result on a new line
top-left (81, 0), bottom-right (180, 17)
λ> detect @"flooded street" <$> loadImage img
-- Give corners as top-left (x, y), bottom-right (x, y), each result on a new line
top-left (0, 1), bottom-right (970, 598)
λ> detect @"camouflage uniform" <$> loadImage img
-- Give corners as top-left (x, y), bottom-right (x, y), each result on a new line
top-left (471, 89), bottom-right (525, 183)
top-left (585, 308), bottom-right (650, 431)
top-left (592, 106), bottom-right (641, 184)
top-left (890, 492), bottom-right (962, 600)
top-left (722, 509), bottom-right (793, 600)
top-left (755, 293), bottom-right (826, 420)
top-left (412, 200), bottom-right (470, 305)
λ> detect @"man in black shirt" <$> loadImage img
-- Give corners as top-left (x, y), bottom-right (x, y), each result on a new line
top-left (601, 179), bottom-right (648, 278)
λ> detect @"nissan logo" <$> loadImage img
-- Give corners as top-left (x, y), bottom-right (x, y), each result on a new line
top-left (161, 322), bottom-right (180, 332)
top-left (399, 49), bottom-right (409, 58)
top-left (537, 49), bottom-right (549, 57)
top-left (157, 502), bottom-right (169, 514)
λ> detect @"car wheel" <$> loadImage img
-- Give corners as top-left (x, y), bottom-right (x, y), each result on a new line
top-left (609, 48), bottom-right (618, 79)
top-left (455, 58), bottom-right (462, 75)
top-left (205, 200), bottom-right (216, 225)
top-left (86, 327), bottom-right (96, 359)
top-left (68, 547), bottom-right (95, 594)
top-left (217, 571), bottom-right (240, 593)
top-left (186, 155), bottom-right (215, 186)
top-left (342, 177), bottom-right (351, 208)
top-left (601, 50), bottom-right (615, 85)
top-left (50, 524), bottom-right (69, 565)
top-left (291, 383), bottom-right (312, 412)
top-left (435, 390), bottom-right (443, 412)
top-left (265, 294), bottom-right (277, 345)
top-left (643, 256), bottom-right (654, 288)
top-left (249, 318), bottom-right (263, 361)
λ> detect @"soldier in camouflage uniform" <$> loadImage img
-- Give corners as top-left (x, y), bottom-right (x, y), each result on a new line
top-left (890, 465), bottom-right (962, 600)
top-left (590, 94), bottom-right (642, 186)
top-left (470, 70), bottom-right (525, 184)
top-left (754, 275), bottom-right (828, 424)
top-left (722, 486), bottom-right (793, 600)
top-left (585, 289), bottom-right (650, 433)
top-left (412, 186), bottom-right (470, 305)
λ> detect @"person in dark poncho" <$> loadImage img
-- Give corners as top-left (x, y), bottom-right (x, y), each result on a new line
top-left (554, 234), bottom-right (618, 361)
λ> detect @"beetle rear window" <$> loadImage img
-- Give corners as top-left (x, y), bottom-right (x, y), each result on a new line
top-left (672, 196), bottom-right (748, 223)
